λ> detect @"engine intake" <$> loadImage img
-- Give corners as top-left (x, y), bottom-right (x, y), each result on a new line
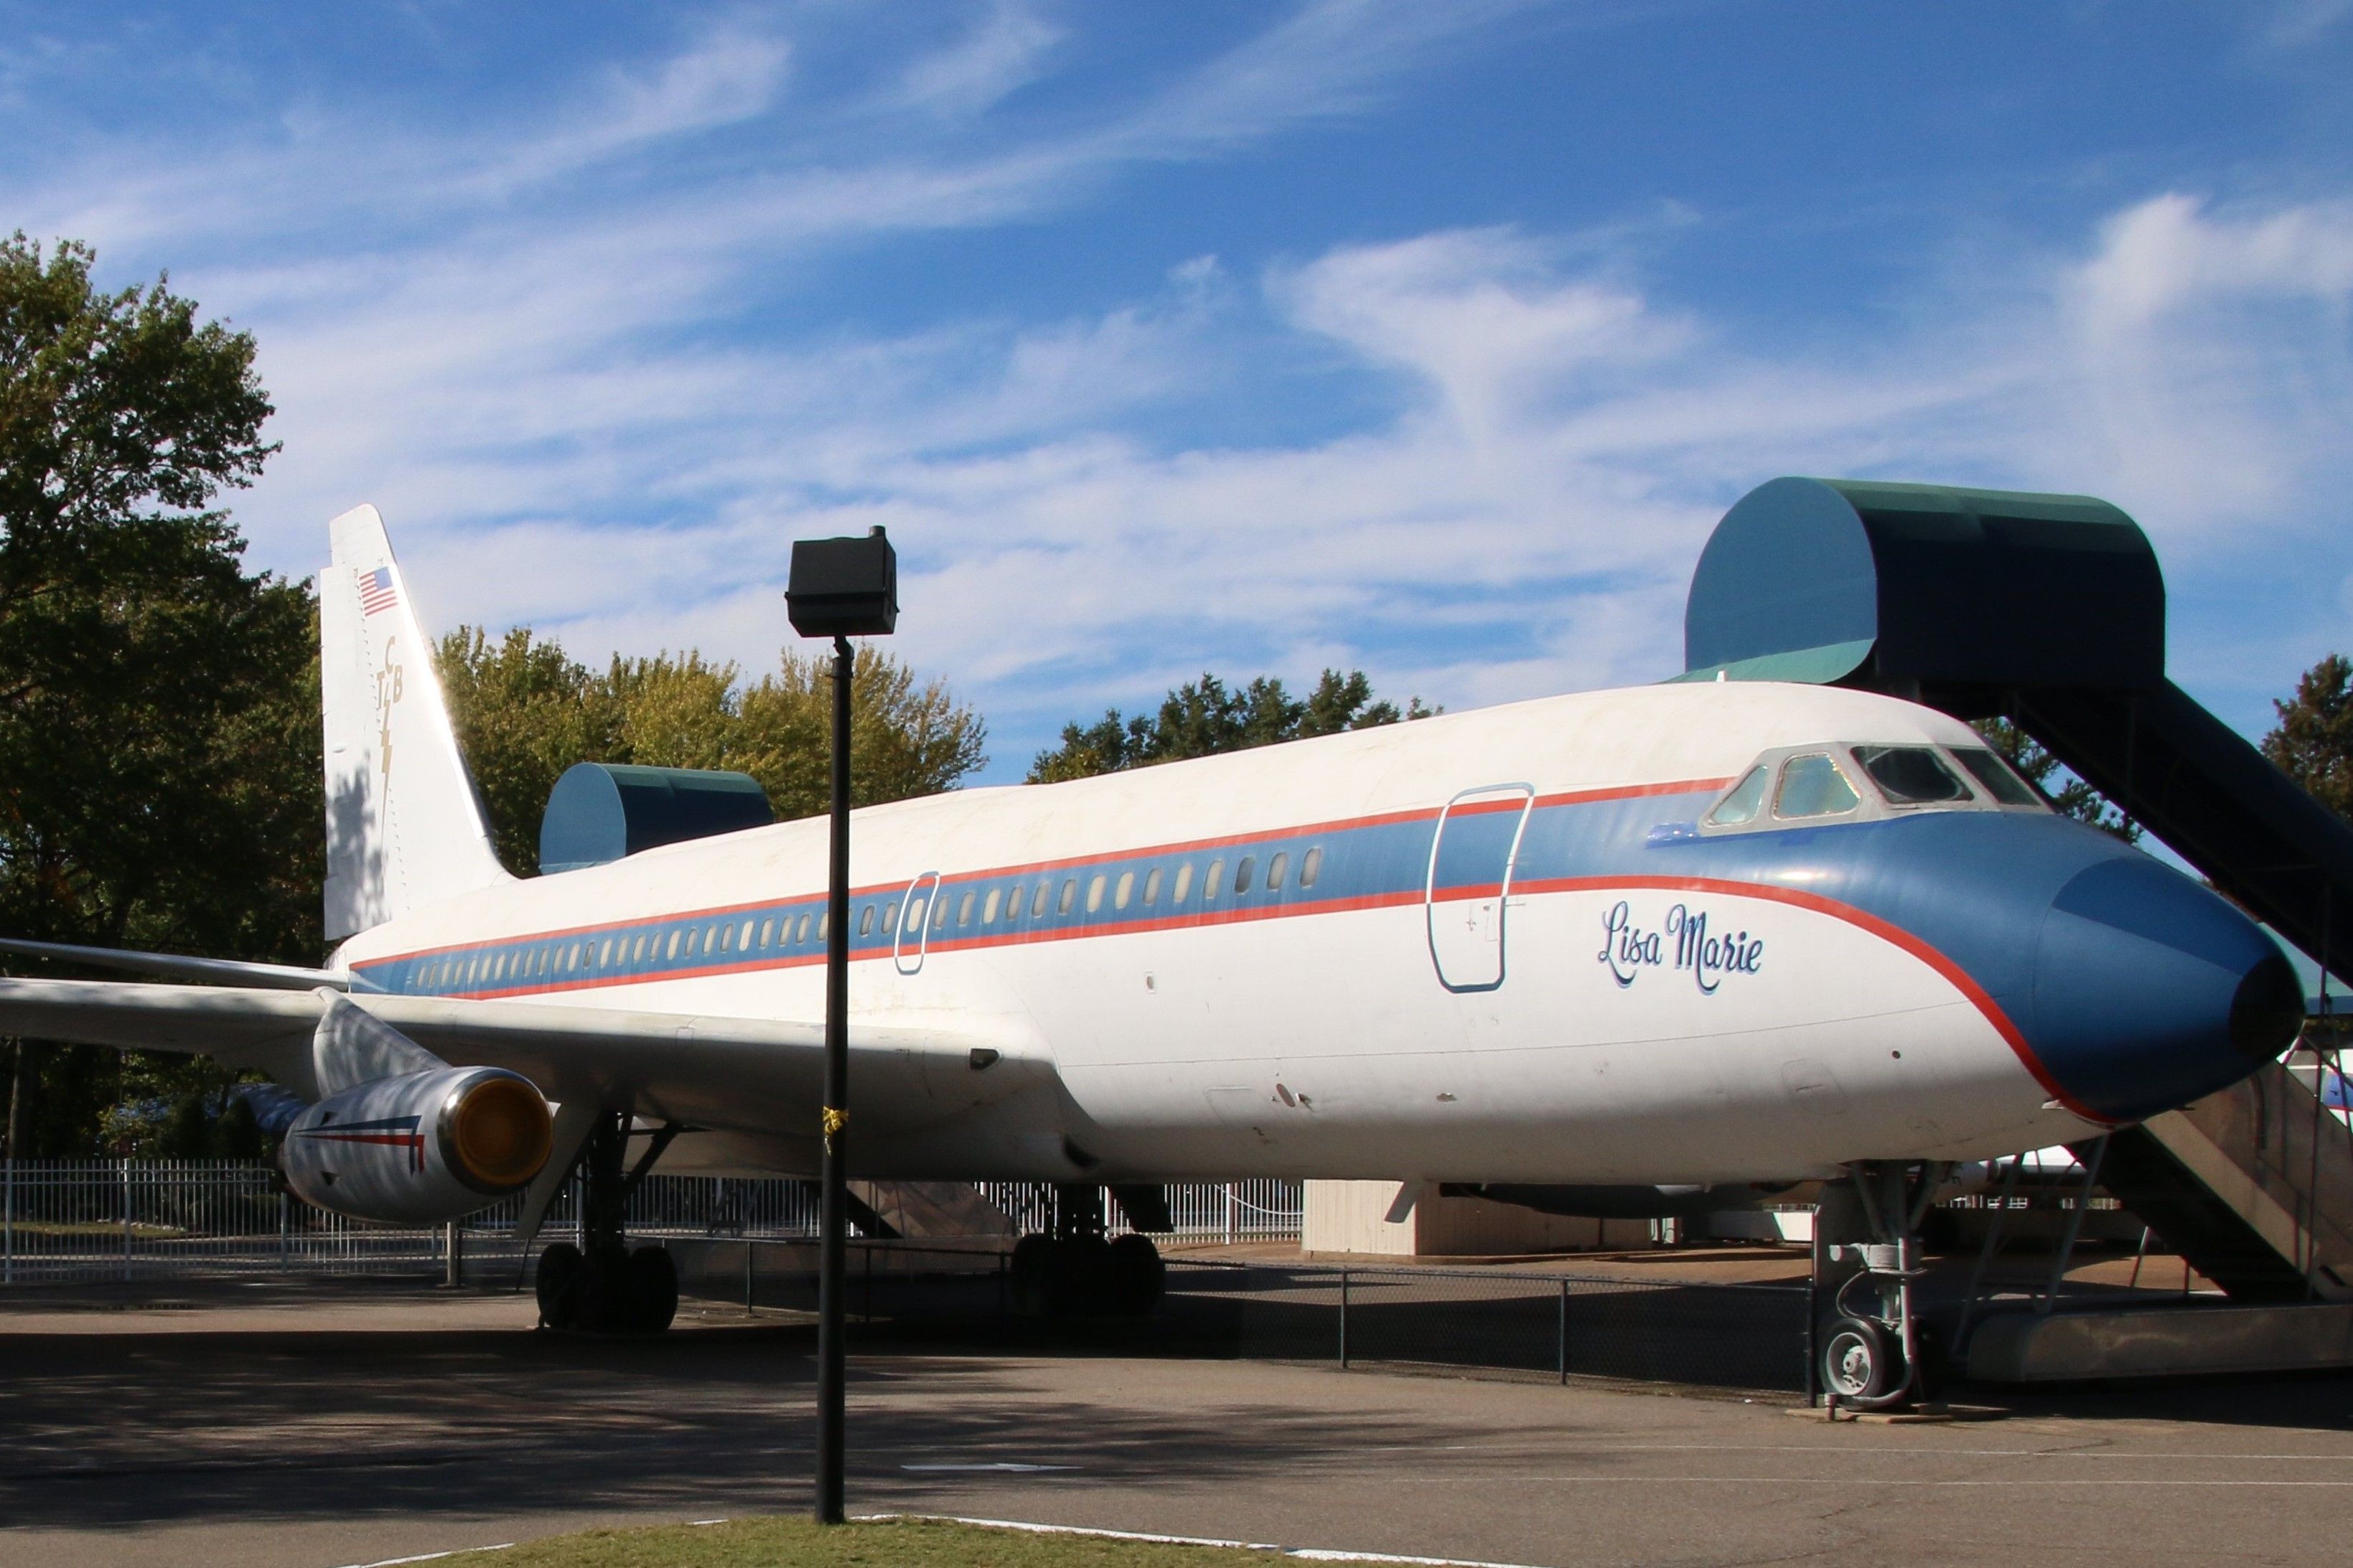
top-left (283, 1066), bottom-right (553, 1225)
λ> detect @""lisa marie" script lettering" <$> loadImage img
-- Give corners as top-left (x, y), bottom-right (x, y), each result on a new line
top-left (1597, 900), bottom-right (1764, 994)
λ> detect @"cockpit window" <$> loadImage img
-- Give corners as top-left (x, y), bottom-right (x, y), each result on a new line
top-left (1708, 767), bottom-right (1769, 827)
top-left (1950, 746), bottom-right (2041, 807)
top-left (1853, 745), bottom-right (1971, 806)
top-left (1774, 754), bottom-right (1860, 819)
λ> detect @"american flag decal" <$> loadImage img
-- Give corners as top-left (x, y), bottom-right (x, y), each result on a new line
top-left (357, 565), bottom-right (400, 617)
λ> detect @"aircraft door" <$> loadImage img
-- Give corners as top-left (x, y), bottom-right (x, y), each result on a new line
top-left (894, 871), bottom-right (941, 975)
top-left (1424, 784), bottom-right (1535, 992)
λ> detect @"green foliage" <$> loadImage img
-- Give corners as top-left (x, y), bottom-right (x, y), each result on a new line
top-left (1029, 668), bottom-right (1432, 783)
top-left (0, 234), bottom-right (315, 1157)
top-left (2262, 652), bottom-right (2353, 822)
top-left (212, 1094), bottom-right (266, 1160)
top-left (1973, 718), bottom-right (2138, 841)
top-left (438, 629), bottom-right (988, 875)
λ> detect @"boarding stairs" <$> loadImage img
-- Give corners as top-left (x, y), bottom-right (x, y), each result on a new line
top-left (1682, 478), bottom-right (2353, 1319)
top-left (2080, 1053), bottom-right (2353, 1301)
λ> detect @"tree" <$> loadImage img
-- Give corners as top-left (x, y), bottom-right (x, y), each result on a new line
top-left (438, 628), bottom-right (988, 875)
top-left (0, 233), bottom-right (314, 1157)
top-left (1973, 718), bottom-right (2137, 840)
top-left (1029, 668), bottom-right (1431, 784)
top-left (2263, 653), bottom-right (2353, 822)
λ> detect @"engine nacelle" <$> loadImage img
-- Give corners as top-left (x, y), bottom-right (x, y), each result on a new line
top-left (283, 1066), bottom-right (553, 1224)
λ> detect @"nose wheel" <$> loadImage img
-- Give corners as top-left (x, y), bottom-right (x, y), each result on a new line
top-left (1818, 1160), bottom-right (1948, 1412)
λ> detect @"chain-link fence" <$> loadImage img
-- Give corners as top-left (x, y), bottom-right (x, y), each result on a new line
top-left (1160, 1259), bottom-right (1815, 1396)
top-left (0, 1161), bottom-right (1302, 1285)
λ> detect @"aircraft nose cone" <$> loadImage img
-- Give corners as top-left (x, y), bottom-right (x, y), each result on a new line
top-left (2030, 856), bottom-right (2301, 1123)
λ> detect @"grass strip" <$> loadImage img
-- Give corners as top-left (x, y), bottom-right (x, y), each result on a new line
top-left (450, 1516), bottom-right (1288, 1567)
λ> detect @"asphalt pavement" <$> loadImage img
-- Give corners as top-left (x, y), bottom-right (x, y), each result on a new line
top-left (4, 1277), bottom-right (2352, 1567)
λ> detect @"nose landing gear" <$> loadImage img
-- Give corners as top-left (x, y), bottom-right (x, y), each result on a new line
top-left (1817, 1160), bottom-right (1949, 1410)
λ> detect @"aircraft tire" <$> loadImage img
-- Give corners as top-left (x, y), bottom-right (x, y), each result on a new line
top-left (535, 1241), bottom-right (584, 1330)
top-left (1061, 1234), bottom-right (1115, 1316)
top-left (579, 1244), bottom-right (640, 1333)
top-left (631, 1244), bottom-right (679, 1333)
top-left (1820, 1315), bottom-right (1896, 1403)
top-left (1108, 1233), bottom-right (1165, 1316)
top-left (1011, 1234), bottom-right (1057, 1318)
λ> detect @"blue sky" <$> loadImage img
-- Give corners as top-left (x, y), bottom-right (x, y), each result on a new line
top-left (6, 1), bottom-right (2352, 781)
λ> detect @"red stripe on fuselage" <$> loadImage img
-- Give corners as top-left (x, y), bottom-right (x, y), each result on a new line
top-left (360, 776), bottom-right (1737, 967)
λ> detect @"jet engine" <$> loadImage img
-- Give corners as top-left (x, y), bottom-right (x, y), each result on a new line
top-left (282, 1066), bottom-right (553, 1224)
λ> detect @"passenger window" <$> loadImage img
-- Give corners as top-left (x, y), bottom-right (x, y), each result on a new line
top-left (759, 919), bottom-right (775, 948)
top-left (1034, 883), bottom-right (1051, 919)
top-left (1174, 863), bottom-right (1194, 903)
top-left (567, 944), bottom-right (581, 970)
top-left (668, 931), bottom-right (684, 959)
top-left (1143, 868), bottom-right (1162, 905)
top-left (1115, 870), bottom-right (1134, 909)
top-left (1301, 846), bottom-right (1321, 888)
top-left (904, 895), bottom-right (927, 932)
top-left (1774, 754), bottom-right (1861, 820)
top-left (936, 893), bottom-right (953, 930)
top-left (634, 934), bottom-right (650, 962)
top-left (1266, 852), bottom-right (1287, 891)
top-left (1004, 884), bottom-right (1023, 919)
top-left (983, 888), bottom-right (1001, 924)
top-left (1951, 746), bottom-right (2041, 807)
top-left (1234, 856), bottom-right (1256, 895)
top-left (817, 912), bottom-right (829, 940)
top-left (1058, 879), bottom-right (1077, 916)
top-left (1708, 767), bottom-right (1769, 827)
top-left (859, 905), bottom-right (875, 937)
top-left (882, 900), bottom-right (900, 934)
top-left (1853, 745), bottom-right (1971, 805)
top-left (1203, 859), bottom-right (1223, 900)
top-left (1087, 874), bottom-right (1107, 913)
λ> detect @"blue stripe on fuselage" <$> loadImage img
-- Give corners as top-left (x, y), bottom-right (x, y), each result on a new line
top-left (350, 789), bottom-right (2264, 1123)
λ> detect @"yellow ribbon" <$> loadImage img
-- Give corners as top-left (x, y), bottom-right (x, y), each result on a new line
top-left (821, 1105), bottom-right (847, 1151)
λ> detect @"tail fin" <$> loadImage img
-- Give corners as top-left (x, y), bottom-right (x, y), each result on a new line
top-left (322, 505), bottom-right (508, 941)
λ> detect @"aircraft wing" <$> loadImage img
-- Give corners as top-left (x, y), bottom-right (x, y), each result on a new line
top-left (0, 976), bottom-right (1051, 1140)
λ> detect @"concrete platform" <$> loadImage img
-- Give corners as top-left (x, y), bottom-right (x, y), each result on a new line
top-left (1969, 1300), bottom-right (2353, 1382)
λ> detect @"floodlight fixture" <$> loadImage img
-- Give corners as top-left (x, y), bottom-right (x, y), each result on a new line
top-left (786, 527), bottom-right (897, 638)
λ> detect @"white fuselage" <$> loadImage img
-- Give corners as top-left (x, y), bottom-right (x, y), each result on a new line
top-left (336, 681), bottom-right (2118, 1186)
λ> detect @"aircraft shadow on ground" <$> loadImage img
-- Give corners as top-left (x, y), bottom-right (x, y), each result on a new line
top-left (0, 1319), bottom-right (1492, 1530)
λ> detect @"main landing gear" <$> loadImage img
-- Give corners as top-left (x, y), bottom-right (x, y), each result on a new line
top-left (1009, 1184), bottom-right (1166, 1318)
top-left (536, 1113), bottom-right (682, 1335)
top-left (1816, 1160), bottom-right (1950, 1409)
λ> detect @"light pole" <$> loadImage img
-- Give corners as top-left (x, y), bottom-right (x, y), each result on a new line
top-left (784, 525), bottom-right (897, 1527)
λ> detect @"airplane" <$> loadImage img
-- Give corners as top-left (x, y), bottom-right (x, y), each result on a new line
top-left (0, 503), bottom-right (2305, 1408)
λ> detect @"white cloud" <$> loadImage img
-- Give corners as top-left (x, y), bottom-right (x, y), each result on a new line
top-left (891, 1), bottom-right (1064, 119)
top-left (9, 11), bottom-right (2350, 771)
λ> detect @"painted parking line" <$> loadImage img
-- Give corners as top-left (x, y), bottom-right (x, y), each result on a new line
top-left (901, 1462), bottom-right (1083, 1472)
